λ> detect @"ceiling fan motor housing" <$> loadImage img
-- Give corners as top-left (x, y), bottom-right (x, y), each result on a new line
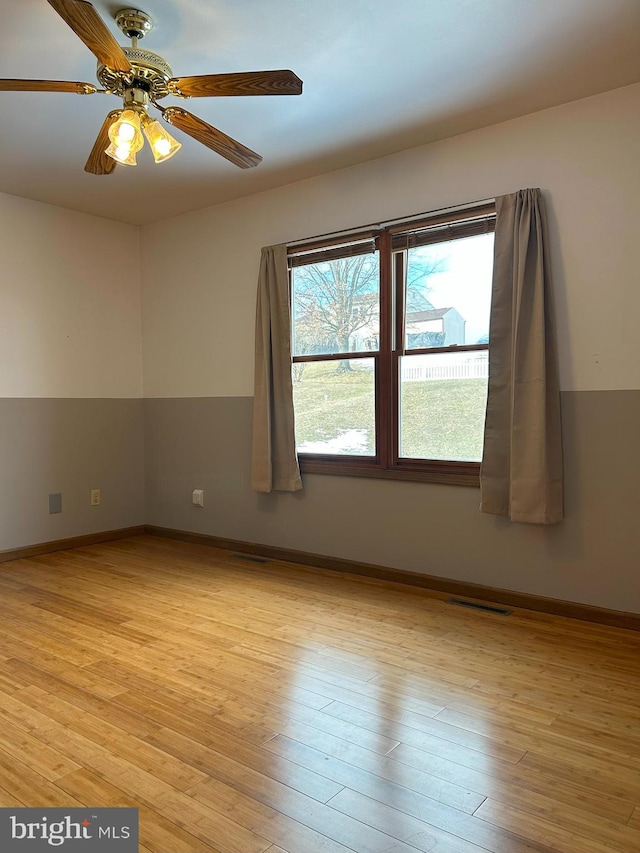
top-left (97, 47), bottom-right (173, 99)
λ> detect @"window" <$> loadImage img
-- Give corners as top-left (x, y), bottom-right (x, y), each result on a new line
top-left (289, 203), bottom-right (495, 485)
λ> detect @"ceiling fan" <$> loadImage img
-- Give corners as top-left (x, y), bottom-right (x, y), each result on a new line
top-left (0, 0), bottom-right (303, 174)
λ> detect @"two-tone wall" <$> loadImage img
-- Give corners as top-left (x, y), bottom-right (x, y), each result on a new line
top-left (2, 86), bottom-right (637, 611)
top-left (141, 83), bottom-right (640, 613)
top-left (0, 193), bottom-right (145, 550)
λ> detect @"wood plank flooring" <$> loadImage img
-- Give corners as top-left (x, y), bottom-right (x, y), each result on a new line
top-left (0, 534), bottom-right (639, 852)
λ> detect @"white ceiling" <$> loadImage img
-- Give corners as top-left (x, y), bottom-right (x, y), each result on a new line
top-left (1, 0), bottom-right (639, 225)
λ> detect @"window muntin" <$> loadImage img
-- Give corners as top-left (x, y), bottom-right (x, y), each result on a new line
top-left (289, 205), bottom-right (495, 484)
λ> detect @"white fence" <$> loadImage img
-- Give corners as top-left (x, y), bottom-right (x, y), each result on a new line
top-left (401, 355), bottom-right (488, 382)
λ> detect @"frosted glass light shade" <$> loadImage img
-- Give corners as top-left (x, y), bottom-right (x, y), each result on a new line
top-left (142, 118), bottom-right (182, 163)
top-left (108, 110), bottom-right (144, 153)
top-left (105, 141), bottom-right (138, 166)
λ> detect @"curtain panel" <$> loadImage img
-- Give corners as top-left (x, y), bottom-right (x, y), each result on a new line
top-left (251, 244), bottom-right (303, 493)
top-left (480, 188), bottom-right (563, 523)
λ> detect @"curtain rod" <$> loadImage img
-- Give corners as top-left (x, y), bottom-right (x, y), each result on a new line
top-left (286, 196), bottom-right (495, 249)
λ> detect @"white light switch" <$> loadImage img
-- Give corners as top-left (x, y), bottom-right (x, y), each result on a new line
top-left (192, 489), bottom-right (204, 507)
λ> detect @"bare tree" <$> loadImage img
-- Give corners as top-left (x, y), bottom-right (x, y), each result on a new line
top-left (292, 251), bottom-right (445, 373)
top-left (291, 361), bottom-right (307, 383)
top-left (293, 254), bottom-right (378, 365)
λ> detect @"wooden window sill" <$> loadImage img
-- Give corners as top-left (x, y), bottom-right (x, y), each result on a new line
top-left (298, 458), bottom-right (480, 487)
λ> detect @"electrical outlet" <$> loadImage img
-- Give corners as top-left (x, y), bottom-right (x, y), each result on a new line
top-left (192, 489), bottom-right (204, 507)
top-left (90, 489), bottom-right (101, 506)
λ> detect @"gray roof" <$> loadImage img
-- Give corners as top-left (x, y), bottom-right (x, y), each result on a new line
top-left (406, 308), bottom-right (454, 321)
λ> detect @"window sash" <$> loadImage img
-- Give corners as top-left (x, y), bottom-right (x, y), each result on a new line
top-left (289, 204), bottom-right (495, 485)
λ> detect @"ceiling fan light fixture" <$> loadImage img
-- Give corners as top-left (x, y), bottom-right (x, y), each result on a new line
top-left (142, 117), bottom-right (182, 163)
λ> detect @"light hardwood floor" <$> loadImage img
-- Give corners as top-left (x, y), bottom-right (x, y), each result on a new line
top-left (0, 534), bottom-right (639, 853)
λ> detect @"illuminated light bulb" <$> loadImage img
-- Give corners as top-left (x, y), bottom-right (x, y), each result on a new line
top-left (108, 109), bottom-right (144, 154)
top-left (142, 117), bottom-right (182, 163)
top-left (105, 140), bottom-right (138, 166)
top-left (115, 122), bottom-right (135, 143)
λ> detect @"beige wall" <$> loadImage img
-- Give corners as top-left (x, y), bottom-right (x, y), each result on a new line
top-left (0, 192), bottom-right (142, 399)
top-left (141, 83), bottom-right (640, 397)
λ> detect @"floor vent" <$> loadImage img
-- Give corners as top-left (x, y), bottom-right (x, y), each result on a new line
top-left (447, 598), bottom-right (511, 616)
top-left (231, 553), bottom-right (269, 564)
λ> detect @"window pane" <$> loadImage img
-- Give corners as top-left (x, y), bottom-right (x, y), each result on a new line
top-left (404, 233), bottom-right (494, 349)
top-left (292, 253), bottom-right (380, 356)
top-left (399, 351), bottom-right (488, 461)
top-left (293, 359), bottom-right (375, 455)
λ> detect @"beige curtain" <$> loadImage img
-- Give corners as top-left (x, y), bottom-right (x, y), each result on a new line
top-left (251, 244), bottom-right (303, 492)
top-left (480, 189), bottom-right (563, 523)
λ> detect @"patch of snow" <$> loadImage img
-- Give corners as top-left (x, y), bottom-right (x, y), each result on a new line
top-left (297, 429), bottom-right (370, 455)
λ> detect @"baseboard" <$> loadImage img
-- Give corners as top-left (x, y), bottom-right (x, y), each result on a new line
top-left (4, 523), bottom-right (636, 631)
top-left (0, 526), bottom-right (146, 564)
top-left (145, 525), bottom-right (640, 632)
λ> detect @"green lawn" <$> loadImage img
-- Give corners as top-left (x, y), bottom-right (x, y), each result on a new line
top-left (293, 361), bottom-right (487, 460)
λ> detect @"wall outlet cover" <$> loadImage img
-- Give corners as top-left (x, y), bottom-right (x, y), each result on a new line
top-left (48, 493), bottom-right (62, 514)
top-left (192, 489), bottom-right (204, 507)
top-left (90, 489), bottom-right (101, 506)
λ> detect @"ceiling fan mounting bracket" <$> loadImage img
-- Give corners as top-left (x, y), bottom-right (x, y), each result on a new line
top-left (115, 8), bottom-right (153, 41)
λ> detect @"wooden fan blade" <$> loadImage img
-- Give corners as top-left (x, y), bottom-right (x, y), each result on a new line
top-left (169, 70), bottom-right (303, 98)
top-left (162, 107), bottom-right (262, 169)
top-left (85, 110), bottom-right (121, 175)
top-left (0, 79), bottom-right (96, 94)
top-left (47, 0), bottom-right (131, 73)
